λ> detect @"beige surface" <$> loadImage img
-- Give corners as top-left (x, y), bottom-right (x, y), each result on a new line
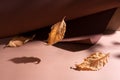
top-left (0, 31), bottom-right (120, 80)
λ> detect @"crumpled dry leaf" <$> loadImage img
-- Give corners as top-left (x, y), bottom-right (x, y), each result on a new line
top-left (74, 52), bottom-right (109, 71)
top-left (47, 17), bottom-right (66, 45)
top-left (5, 34), bottom-right (35, 47)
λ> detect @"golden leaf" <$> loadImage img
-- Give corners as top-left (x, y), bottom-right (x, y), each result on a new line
top-left (47, 17), bottom-right (66, 45)
top-left (5, 34), bottom-right (35, 47)
top-left (74, 52), bottom-right (109, 71)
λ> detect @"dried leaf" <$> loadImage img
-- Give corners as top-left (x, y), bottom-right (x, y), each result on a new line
top-left (47, 17), bottom-right (66, 45)
top-left (5, 34), bottom-right (35, 47)
top-left (74, 52), bottom-right (109, 71)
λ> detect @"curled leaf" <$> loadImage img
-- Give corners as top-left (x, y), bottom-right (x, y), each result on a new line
top-left (5, 34), bottom-right (35, 47)
top-left (47, 17), bottom-right (66, 45)
top-left (74, 52), bottom-right (109, 71)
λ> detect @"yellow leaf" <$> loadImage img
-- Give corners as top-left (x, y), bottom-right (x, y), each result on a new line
top-left (5, 34), bottom-right (35, 47)
top-left (47, 17), bottom-right (66, 45)
top-left (74, 52), bottom-right (109, 71)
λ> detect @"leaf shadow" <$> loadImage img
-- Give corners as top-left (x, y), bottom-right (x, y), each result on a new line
top-left (112, 41), bottom-right (120, 45)
top-left (54, 42), bottom-right (94, 52)
top-left (9, 56), bottom-right (41, 64)
top-left (113, 53), bottom-right (120, 59)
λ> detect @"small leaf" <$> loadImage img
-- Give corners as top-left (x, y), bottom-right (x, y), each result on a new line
top-left (74, 52), bottom-right (109, 71)
top-left (5, 34), bottom-right (35, 47)
top-left (47, 17), bottom-right (66, 45)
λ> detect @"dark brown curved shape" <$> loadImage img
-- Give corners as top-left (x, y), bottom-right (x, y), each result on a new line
top-left (0, 0), bottom-right (120, 38)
